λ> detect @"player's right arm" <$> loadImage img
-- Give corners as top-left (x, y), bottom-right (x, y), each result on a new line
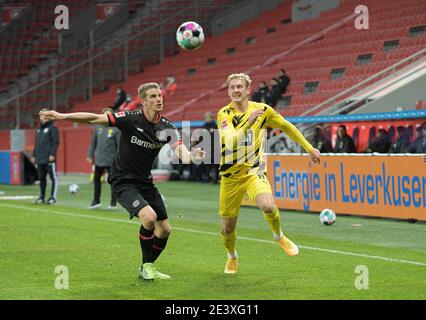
top-left (40, 110), bottom-right (109, 125)
top-left (218, 109), bottom-right (263, 151)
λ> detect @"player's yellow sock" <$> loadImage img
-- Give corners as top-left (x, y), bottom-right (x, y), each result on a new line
top-left (221, 230), bottom-right (237, 258)
top-left (263, 206), bottom-right (283, 240)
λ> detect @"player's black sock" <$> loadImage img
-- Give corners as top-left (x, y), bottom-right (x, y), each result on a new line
top-left (151, 236), bottom-right (169, 263)
top-left (139, 225), bottom-right (154, 264)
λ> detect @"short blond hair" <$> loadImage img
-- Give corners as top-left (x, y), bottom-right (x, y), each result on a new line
top-left (138, 82), bottom-right (160, 99)
top-left (226, 73), bottom-right (252, 88)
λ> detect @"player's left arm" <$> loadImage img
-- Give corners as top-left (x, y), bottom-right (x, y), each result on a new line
top-left (173, 143), bottom-right (206, 164)
top-left (166, 124), bottom-right (206, 164)
top-left (266, 106), bottom-right (320, 164)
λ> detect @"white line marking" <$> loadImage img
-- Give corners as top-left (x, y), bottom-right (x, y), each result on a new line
top-left (1, 202), bottom-right (425, 267)
top-left (0, 196), bottom-right (38, 200)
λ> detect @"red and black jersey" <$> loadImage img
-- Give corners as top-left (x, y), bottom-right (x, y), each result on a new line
top-left (107, 110), bottom-right (182, 183)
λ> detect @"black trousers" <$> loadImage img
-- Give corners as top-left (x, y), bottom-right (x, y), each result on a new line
top-left (37, 162), bottom-right (58, 200)
top-left (93, 166), bottom-right (116, 204)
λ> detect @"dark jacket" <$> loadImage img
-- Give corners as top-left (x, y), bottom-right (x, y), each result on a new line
top-left (252, 87), bottom-right (269, 103)
top-left (278, 74), bottom-right (290, 92)
top-left (265, 84), bottom-right (282, 107)
top-left (203, 120), bottom-right (219, 163)
top-left (415, 137), bottom-right (426, 153)
top-left (368, 135), bottom-right (391, 153)
top-left (406, 136), bottom-right (424, 153)
top-left (334, 135), bottom-right (356, 153)
top-left (389, 137), bottom-right (404, 153)
top-left (312, 137), bottom-right (332, 153)
top-left (390, 135), bottom-right (411, 153)
top-left (33, 121), bottom-right (59, 164)
top-left (87, 125), bottom-right (120, 167)
top-left (112, 90), bottom-right (127, 111)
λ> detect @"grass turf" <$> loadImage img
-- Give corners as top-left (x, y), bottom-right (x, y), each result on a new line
top-left (0, 180), bottom-right (425, 300)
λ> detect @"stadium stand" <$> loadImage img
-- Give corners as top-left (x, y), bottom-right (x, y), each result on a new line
top-left (68, 0), bottom-right (425, 121)
top-left (0, 1), bottom-right (93, 89)
top-left (0, 0), bottom-right (425, 128)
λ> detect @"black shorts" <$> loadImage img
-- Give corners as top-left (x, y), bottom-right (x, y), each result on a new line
top-left (111, 178), bottom-right (168, 220)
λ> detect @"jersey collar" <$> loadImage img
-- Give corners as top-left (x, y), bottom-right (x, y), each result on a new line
top-left (143, 108), bottom-right (161, 124)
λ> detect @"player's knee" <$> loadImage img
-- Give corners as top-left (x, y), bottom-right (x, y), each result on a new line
top-left (162, 225), bottom-right (172, 237)
top-left (155, 223), bottom-right (171, 238)
top-left (259, 202), bottom-right (275, 214)
top-left (138, 207), bottom-right (157, 224)
top-left (221, 225), bottom-right (235, 235)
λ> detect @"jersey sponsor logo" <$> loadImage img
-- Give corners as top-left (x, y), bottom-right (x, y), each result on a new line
top-left (130, 135), bottom-right (163, 149)
top-left (220, 119), bottom-right (229, 129)
top-left (115, 111), bottom-right (126, 118)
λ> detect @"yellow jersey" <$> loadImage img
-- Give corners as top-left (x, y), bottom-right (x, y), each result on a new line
top-left (217, 101), bottom-right (313, 179)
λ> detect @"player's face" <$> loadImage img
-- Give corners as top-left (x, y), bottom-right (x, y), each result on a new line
top-left (143, 88), bottom-right (163, 112)
top-left (228, 79), bottom-right (250, 103)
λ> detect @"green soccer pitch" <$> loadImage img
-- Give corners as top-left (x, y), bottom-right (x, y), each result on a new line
top-left (0, 179), bottom-right (425, 300)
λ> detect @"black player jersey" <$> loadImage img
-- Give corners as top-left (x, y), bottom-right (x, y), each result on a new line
top-left (107, 110), bottom-right (182, 182)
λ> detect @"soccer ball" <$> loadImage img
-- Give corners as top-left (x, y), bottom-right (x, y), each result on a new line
top-left (176, 21), bottom-right (204, 50)
top-left (319, 209), bottom-right (336, 225)
top-left (69, 184), bottom-right (80, 195)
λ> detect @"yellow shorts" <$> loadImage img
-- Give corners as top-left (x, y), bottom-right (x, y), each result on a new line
top-left (219, 173), bottom-right (272, 218)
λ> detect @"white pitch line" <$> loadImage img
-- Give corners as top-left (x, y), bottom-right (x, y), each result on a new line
top-left (1, 202), bottom-right (426, 267)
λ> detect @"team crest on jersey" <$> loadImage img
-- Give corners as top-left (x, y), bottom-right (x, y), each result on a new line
top-left (221, 119), bottom-right (229, 129)
top-left (115, 111), bottom-right (126, 118)
top-left (156, 130), bottom-right (167, 141)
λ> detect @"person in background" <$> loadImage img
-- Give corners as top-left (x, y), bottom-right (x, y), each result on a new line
top-left (333, 125), bottom-right (356, 153)
top-left (188, 128), bottom-right (205, 182)
top-left (119, 95), bottom-right (141, 112)
top-left (270, 129), bottom-right (294, 153)
top-left (32, 108), bottom-right (59, 204)
top-left (165, 76), bottom-right (177, 96)
top-left (264, 78), bottom-right (283, 108)
top-left (389, 126), bottom-right (408, 153)
top-left (366, 128), bottom-right (391, 153)
top-left (416, 124), bottom-right (426, 153)
top-left (277, 69), bottom-right (290, 94)
top-left (86, 108), bottom-right (121, 209)
top-left (112, 86), bottom-right (127, 111)
top-left (203, 112), bottom-right (219, 183)
top-left (251, 81), bottom-right (269, 103)
top-left (311, 126), bottom-right (332, 153)
top-left (406, 123), bottom-right (425, 153)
